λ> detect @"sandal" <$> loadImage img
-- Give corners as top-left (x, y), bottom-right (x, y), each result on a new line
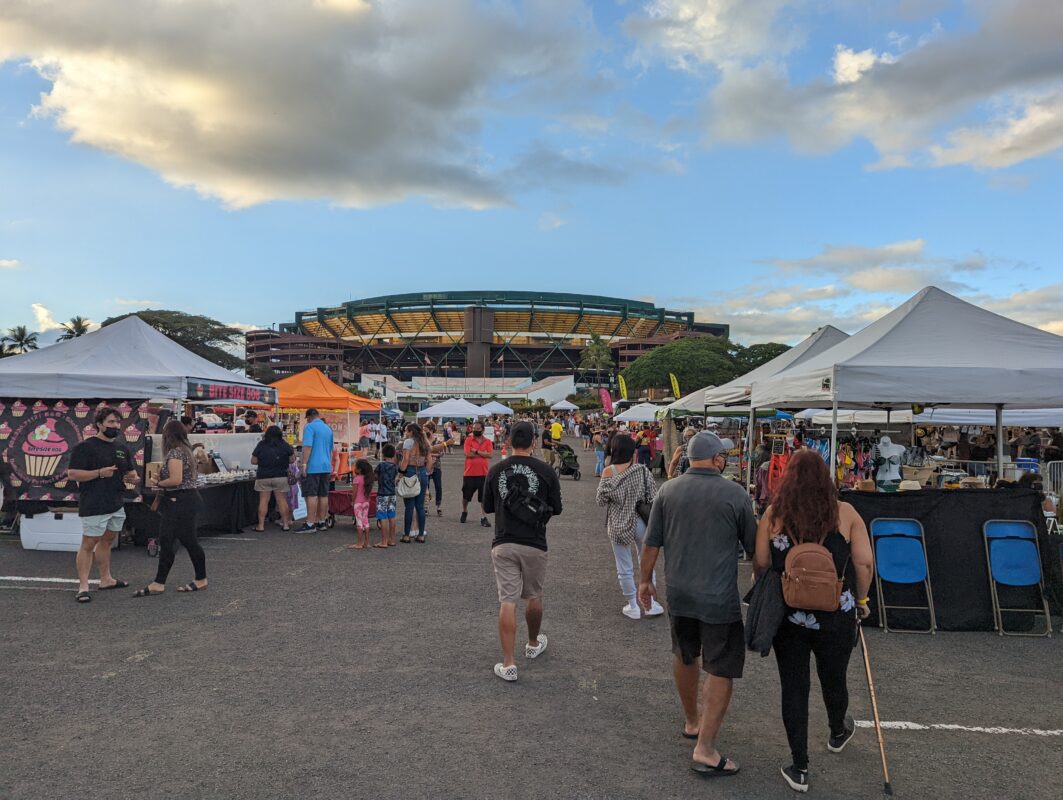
top-left (691, 756), bottom-right (739, 778)
top-left (98, 579), bottom-right (129, 591)
top-left (400, 536), bottom-right (411, 543)
top-left (177, 582), bottom-right (206, 592)
top-left (416, 535), bottom-right (426, 543)
top-left (133, 586), bottom-right (163, 598)
top-left (436, 508), bottom-right (443, 517)
top-left (75, 591), bottom-right (92, 603)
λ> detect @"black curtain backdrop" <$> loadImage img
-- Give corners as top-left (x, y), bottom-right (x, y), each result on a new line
top-left (844, 488), bottom-right (1061, 632)
top-left (125, 481), bottom-right (257, 544)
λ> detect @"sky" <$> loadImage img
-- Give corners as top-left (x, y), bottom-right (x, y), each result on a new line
top-left (1, 0), bottom-right (1062, 346)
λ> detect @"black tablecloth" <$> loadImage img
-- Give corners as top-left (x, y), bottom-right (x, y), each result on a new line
top-left (125, 480), bottom-right (257, 544)
top-left (844, 488), bottom-right (1062, 631)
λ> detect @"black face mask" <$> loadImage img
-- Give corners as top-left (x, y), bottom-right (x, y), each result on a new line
top-left (102, 428), bottom-right (119, 439)
top-left (473, 431), bottom-right (483, 438)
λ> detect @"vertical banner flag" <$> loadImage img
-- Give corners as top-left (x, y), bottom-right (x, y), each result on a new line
top-left (618, 374), bottom-right (628, 400)
top-left (599, 389), bottom-right (614, 414)
top-left (669, 373), bottom-right (682, 399)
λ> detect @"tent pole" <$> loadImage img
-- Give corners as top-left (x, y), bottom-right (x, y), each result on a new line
top-left (746, 407), bottom-right (756, 490)
top-left (829, 399), bottom-right (839, 486)
top-left (995, 404), bottom-right (1004, 481)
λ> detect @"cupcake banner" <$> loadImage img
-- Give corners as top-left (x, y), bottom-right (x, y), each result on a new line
top-left (0, 398), bottom-right (149, 501)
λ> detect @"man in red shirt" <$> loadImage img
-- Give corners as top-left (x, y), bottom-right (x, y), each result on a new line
top-left (462, 421), bottom-right (494, 528)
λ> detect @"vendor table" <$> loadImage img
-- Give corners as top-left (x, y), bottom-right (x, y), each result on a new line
top-left (125, 480), bottom-right (257, 543)
top-left (843, 488), bottom-right (1062, 631)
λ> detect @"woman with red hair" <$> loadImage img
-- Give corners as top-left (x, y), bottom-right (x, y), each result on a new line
top-left (754, 449), bottom-right (874, 793)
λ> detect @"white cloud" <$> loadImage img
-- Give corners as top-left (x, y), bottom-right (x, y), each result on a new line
top-left (706, 0), bottom-right (1063, 170)
top-left (225, 321), bottom-right (262, 333)
top-left (537, 212), bottom-right (567, 231)
top-left (114, 298), bottom-right (162, 307)
top-left (0, 0), bottom-right (605, 209)
top-left (31, 303), bottom-right (60, 332)
top-left (625, 0), bottom-right (799, 70)
top-left (0, 258), bottom-right (20, 269)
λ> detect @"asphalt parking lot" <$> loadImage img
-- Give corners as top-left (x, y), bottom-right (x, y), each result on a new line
top-left (2, 442), bottom-right (1061, 800)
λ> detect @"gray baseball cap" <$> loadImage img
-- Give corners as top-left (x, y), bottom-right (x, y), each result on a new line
top-left (688, 431), bottom-right (734, 461)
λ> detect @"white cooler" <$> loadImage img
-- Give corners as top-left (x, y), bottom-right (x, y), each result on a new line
top-left (20, 511), bottom-right (90, 552)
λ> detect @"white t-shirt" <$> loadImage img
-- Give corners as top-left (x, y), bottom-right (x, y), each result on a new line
top-left (373, 422), bottom-right (388, 443)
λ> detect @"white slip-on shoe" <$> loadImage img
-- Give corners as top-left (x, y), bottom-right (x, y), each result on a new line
top-left (493, 663), bottom-right (518, 682)
top-left (525, 634), bottom-right (548, 659)
top-left (622, 603), bottom-right (642, 620)
top-left (646, 600), bottom-right (665, 616)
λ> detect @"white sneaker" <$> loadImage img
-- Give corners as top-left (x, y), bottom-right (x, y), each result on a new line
top-left (525, 634), bottom-right (548, 659)
top-left (646, 600), bottom-right (665, 616)
top-left (622, 603), bottom-right (642, 620)
top-left (493, 663), bottom-right (518, 681)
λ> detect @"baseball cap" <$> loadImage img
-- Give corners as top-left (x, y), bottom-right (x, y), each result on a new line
top-left (688, 431), bottom-right (734, 462)
top-left (509, 421), bottom-right (535, 448)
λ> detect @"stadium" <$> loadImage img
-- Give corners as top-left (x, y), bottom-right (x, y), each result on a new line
top-left (247, 291), bottom-right (727, 384)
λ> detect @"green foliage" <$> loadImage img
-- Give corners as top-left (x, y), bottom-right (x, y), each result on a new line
top-left (579, 333), bottom-right (615, 377)
top-left (248, 362), bottom-right (280, 384)
top-left (2, 325), bottom-right (39, 354)
top-left (101, 309), bottom-right (245, 371)
top-left (567, 391), bottom-right (602, 410)
top-left (621, 336), bottom-right (791, 393)
top-left (58, 316), bottom-right (92, 341)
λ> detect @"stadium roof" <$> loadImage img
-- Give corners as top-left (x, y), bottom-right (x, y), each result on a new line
top-left (286, 291), bottom-right (724, 342)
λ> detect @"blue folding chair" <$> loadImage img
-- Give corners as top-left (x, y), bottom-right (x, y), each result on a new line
top-left (870, 518), bottom-right (936, 634)
top-left (982, 520), bottom-right (1052, 637)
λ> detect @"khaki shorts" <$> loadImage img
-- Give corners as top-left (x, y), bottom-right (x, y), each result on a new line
top-left (254, 476), bottom-right (290, 493)
top-left (81, 508), bottom-right (126, 538)
top-left (491, 543), bottom-right (547, 604)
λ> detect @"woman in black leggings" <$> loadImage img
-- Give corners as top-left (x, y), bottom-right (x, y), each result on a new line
top-left (754, 449), bottom-right (874, 793)
top-left (135, 420), bottom-right (207, 596)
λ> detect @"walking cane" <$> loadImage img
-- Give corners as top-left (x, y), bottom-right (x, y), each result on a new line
top-left (859, 627), bottom-right (893, 795)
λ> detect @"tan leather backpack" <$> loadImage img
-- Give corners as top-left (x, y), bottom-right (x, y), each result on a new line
top-left (782, 542), bottom-right (844, 612)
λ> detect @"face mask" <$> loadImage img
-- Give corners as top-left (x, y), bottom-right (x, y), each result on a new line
top-left (102, 428), bottom-right (119, 439)
top-left (474, 431), bottom-right (483, 437)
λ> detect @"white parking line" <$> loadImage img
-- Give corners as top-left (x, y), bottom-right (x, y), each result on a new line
top-left (0, 576), bottom-right (98, 584)
top-left (856, 721), bottom-right (1063, 736)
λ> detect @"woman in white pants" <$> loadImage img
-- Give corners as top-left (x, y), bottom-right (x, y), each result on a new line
top-left (596, 435), bottom-right (664, 619)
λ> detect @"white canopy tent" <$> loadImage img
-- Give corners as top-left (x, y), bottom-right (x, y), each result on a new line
top-left (614, 402), bottom-right (662, 423)
top-left (550, 399), bottom-right (578, 411)
top-left (479, 400), bottom-right (515, 416)
top-left (802, 407), bottom-right (1063, 427)
top-left (0, 316), bottom-right (275, 402)
top-left (665, 385), bottom-right (715, 415)
top-left (415, 397), bottom-right (482, 419)
top-left (749, 286), bottom-right (1063, 474)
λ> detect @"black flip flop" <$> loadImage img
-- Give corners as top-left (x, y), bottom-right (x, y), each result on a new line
top-left (177, 582), bottom-right (205, 592)
top-left (691, 756), bottom-right (739, 778)
top-left (682, 731), bottom-right (699, 740)
top-left (75, 591), bottom-right (92, 603)
top-left (98, 580), bottom-right (129, 591)
top-left (133, 586), bottom-right (162, 598)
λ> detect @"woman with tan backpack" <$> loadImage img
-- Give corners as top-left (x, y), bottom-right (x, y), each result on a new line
top-left (753, 449), bottom-right (874, 793)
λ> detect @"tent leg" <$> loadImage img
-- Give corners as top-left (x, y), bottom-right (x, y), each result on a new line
top-left (745, 407), bottom-right (756, 490)
top-left (995, 404), bottom-right (1004, 481)
top-left (829, 399), bottom-right (839, 486)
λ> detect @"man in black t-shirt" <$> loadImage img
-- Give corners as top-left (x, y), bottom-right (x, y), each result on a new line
top-left (66, 406), bottom-right (139, 603)
top-left (245, 411), bottom-right (263, 433)
top-left (482, 421), bottom-right (562, 682)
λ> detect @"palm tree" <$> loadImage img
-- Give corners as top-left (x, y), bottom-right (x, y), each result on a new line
top-left (2, 325), bottom-right (39, 354)
top-left (579, 333), bottom-right (615, 392)
top-left (58, 316), bottom-right (92, 341)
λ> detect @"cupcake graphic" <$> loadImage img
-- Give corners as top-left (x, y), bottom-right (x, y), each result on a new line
top-left (54, 401), bottom-right (70, 413)
top-left (39, 492), bottom-right (52, 501)
top-left (134, 450), bottom-right (145, 467)
top-left (22, 419), bottom-right (70, 477)
top-left (0, 401), bottom-right (5, 415)
top-left (32, 400), bottom-right (47, 414)
top-left (138, 402), bottom-right (149, 415)
top-left (0, 422), bottom-right (10, 441)
top-left (124, 424), bottom-right (142, 443)
top-left (10, 477), bottom-right (22, 487)
top-left (18, 492), bottom-right (29, 500)
top-left (12, 400), bottom-right (27, 418)
top-left (63, 493), bottom-right (77, 502)
top-left (118, 401), bottom-right (133, 419)
top-left (54, 479), bottom-right (68, 489)
top-left (83, 424), bottom-right (98, 438)
top-left (74, 401), bottom-right (90, 418)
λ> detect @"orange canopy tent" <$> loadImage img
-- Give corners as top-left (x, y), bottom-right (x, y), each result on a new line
top-left (270, 368), bottom-right (381, 413)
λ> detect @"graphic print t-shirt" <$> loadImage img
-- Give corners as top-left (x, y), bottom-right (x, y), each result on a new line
top-left (69, 437), bottom-right (132, 517)
top-left (483, 456), bottom-right (562, 552)
top-left (375, 461), bottom-right (397, 496)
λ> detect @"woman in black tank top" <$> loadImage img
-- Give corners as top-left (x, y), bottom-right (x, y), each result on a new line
top-left (754, 449), bottom-right (875, 793)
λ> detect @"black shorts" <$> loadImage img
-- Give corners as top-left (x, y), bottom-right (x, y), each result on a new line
top-left (300, 472), bottom-right (331, 498)
top-left (461, 476), bottom-right (485, 502)
top-left (669, 616), bottom-right (745, 679)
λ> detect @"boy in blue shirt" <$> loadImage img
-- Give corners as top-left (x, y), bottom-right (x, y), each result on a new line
top-left (373, 444), bottom-right (399, 546)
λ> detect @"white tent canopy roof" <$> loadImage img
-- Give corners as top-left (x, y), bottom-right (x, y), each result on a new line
top-left (0, 316), bottom-right (272, 401)
top-left (750, 286), bottom-right (1063, 410)
top-left (550, 399), bottom-right (578, 411)
top-left (665, 385), bottom-right (715, 415)
top-left (416, 397), bottom-right (483, 419)
top-left (804, 407), bottom-right (1063, 428)
top-left (702, 325), bottom-right (850, 407)
top-left (479, 400), bottom-right (515, 415)
top-left (614, 402), bottom-right (662, 422)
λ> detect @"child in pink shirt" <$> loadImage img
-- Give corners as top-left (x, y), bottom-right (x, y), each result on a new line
top-left (347, 459), bottom-right (374, 550)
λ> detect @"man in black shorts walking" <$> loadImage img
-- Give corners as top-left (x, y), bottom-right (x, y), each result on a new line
top-left (461, 421), bottom-right (493, 527)
top-left (639, 432), bottom-right (755, 778)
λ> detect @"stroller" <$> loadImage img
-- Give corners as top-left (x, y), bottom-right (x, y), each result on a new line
top-left (554, 443), bottom-right (582, 481)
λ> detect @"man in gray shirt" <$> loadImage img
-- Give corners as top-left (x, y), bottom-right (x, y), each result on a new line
top-left (639, 431), bottom-right (756, 779)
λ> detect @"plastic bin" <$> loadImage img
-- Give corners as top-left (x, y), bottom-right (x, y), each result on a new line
top-left (20, 511), bottom-right (86, 552)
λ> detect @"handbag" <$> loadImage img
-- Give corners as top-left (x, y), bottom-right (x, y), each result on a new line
top-left (397, 471), bottom-right (421, 499)
top-left (636, 466), bottom-right (654, 525)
